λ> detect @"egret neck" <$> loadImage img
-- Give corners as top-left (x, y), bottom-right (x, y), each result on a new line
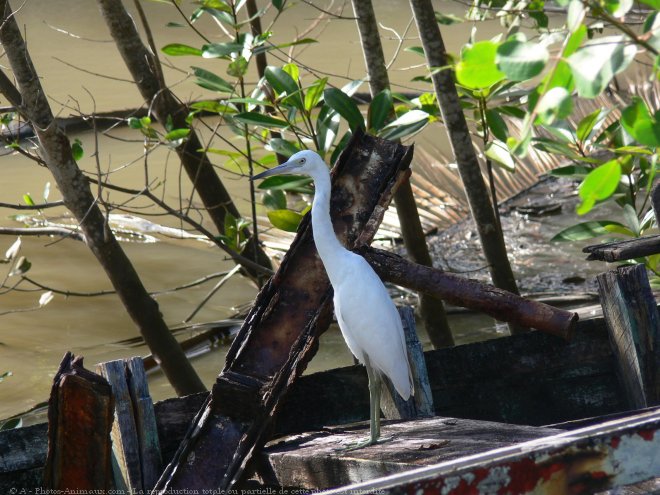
top-left (308, 166), bottom-right (351, 288)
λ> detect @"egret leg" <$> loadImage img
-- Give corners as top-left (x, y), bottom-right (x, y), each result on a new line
top-left (336, 356), bottom-right (392, 451)
top-left (366, 359), bottom-right (381, 443)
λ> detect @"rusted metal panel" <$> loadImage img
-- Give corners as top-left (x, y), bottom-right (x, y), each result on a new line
top-left (317, 407), bottom-right (660, 495)
top-left (43, 352), bottom-right (114, 491)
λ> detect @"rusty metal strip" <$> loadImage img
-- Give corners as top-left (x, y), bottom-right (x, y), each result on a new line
top-left (319, 407), bottom-right (660, 495)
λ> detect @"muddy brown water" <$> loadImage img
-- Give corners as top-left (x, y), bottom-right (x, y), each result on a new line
top-left (0, 1), bottom-right (601, 422)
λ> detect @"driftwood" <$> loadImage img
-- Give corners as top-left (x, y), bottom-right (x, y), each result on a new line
top-left (153, 130), bottom-right (414, 493)
top-left (597, 264), bottom-right (660, 409)
top-left (42, 353), bottom-right (114, 491)
top-left (363, 247), bottom-right (577, 339)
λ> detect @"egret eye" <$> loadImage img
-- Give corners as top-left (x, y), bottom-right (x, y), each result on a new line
top-left (300, 158), bottom-right (306, 164)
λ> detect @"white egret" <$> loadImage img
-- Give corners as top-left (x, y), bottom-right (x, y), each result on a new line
top-left (252, 150), bottom-right (413, 448)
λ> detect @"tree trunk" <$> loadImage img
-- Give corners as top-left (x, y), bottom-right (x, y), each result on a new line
top-left (408, 0), bottom-right (525, 334)
top-left (351, 0), bottom-right (454, 347)
top-left (0, 0), bottom-right (205, 395)
top-left (95, 0), bottom-right (272, 282)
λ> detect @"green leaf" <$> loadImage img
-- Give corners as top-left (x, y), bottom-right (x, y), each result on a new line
top-left (405, 46), bottom-right (426, 57)
top-left (551, 220), bottom-right (631, 241)
top-left (367, 89), bottom-right (393, 132)
top-left (304, 77), bottom-right (327, 111)
top-left (162, 43), bottom-right (203, 57)
top-left (639, 0), bottom-right (660, 8)
top-left (192, 67), bottom-right (234, 93)
top-left (233, 112), bottom-right (289, 129)
top-left (577, 159), bottom-right (622, 214)
top-left (267, 209), bottom-right (304, 232)
top-left (316, 104), bottom-right (340, 153)
top-left (323, 88), bottom-right (364, 132)
top-left (257, 175), bottom-right (314, 194)
top-left (621, 97), bottom-right (660, 147)
top-left (485, 140), bottom-right (515, 171)
top-left (227, 56), bottom-right (249, 78)
top-left (435, 11), bottom-right (463, 24)
top-left (0, 417), bottom-right (21, 431)
top-left (272, 0), bottom-right (284, 11)
top-left (548, 164), bottom-right (591, 177)
top-left (202, 42), bottom-right (244, 59)
top-left (456, 41), bottom-right (506, 89)
top-left (268, 137), bottom-right (299, 157)
top-left (71, 138), bottom-right (84, 161)
top-left (496, 40), bottom-right (549, 82)
top-left (379, 110), bottom-right (429, 140)
top-left (576, 108), bottom-right (610, 144)
top-left (565, 24), bottom-right (587, 57)
top-left (262, 189), bottom-right (287, 210)
top-left (604, 0), bottom-right (633, 17)
top-left (282, 63), bottom-right (299, 83)
top-left (567, 36), bottom-right (637, 98)
top-left (23, 193), bottom-right (35, 206)
top-left (535, 87), bottom-right (573, 125)
top-left (265, 67), bottom-right (300, 99)
top-left (262, 38), bottom-right (318, 54)
top-left (485, 109), bottom-right (509, 142)
top-left (164, 128), bottom-right (191, 141)
top-left (190, 100), bottom-right (235, 114)
top-left (567, 0), bottom-right (585, 32)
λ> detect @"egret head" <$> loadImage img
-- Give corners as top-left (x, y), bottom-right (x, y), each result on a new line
top-left (251, 150), bottom-right (326, 181)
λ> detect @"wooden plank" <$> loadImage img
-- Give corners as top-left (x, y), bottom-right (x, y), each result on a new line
top-left (597, 264), bottom-right (660, 409)
top-left (43, 352), bottom-right (114, 491)
top-left (583, 234), bottom-right (660, 262)
top-left (256, 416), bottom-right (562, 489)
top-left (153, 131), bottom-right (414, 493)
top-left (380, 307), bottom-right (434, 420)
top-left (316, 406), bottom-right (660, 495)
top-left (98, 359), bottom-right (142, 493)
top-left (126, 357), bottom-right (162, 493)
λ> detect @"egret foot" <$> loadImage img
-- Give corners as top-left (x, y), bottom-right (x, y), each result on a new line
top-left (335, 435), bottom-right (393, 452)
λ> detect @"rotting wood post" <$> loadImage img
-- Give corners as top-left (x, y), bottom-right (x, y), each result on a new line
top-left (153, 130), bottom-right (413, 494)
top-left (98, 358), bottom-right (162, 494)
top-left (126, 357), bottom-right (162, 493)
top-left (381, 307), bottom-right (434, 420)
top-left (43, 352), bottom-right (114, 491)
top-left (597, 264), bottom-right (660, 409)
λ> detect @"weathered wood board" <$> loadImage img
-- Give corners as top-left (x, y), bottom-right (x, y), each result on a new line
top-left (254, 416), bottom-right (562, 489)
top-left (314, 406), bottom-right (660, 495)
top-left (584, 234), bottom-right (660, 262)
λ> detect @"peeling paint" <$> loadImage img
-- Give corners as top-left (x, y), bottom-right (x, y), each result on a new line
top-left (318, 408), bottom-right (660, 495)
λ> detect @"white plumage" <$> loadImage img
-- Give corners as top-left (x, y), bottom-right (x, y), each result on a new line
top-left (253, 150), bottom-right (413, 447)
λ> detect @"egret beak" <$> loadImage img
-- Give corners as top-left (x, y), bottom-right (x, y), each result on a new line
top-left (251, 160), bottom-right (298, 181)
